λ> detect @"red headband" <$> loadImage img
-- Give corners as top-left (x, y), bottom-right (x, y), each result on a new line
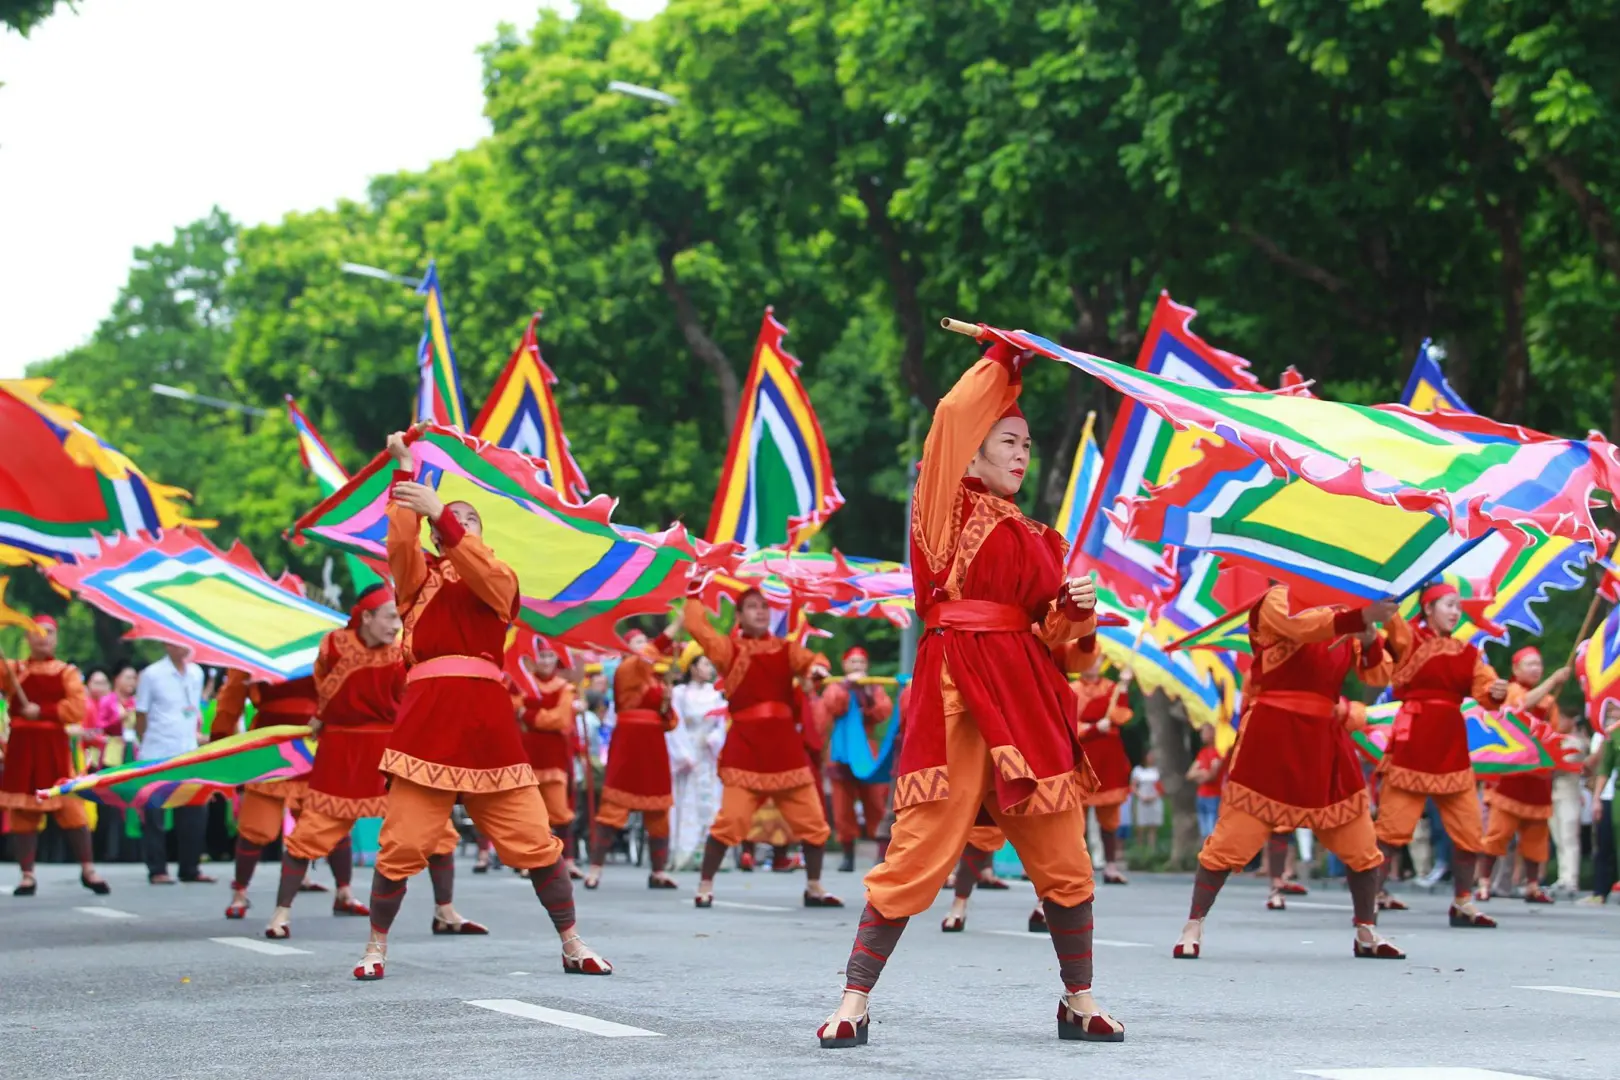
top-left (347, 586), bottom-right (395, 630)
top-left (32, 615), bottom-right (57, 631)
top-left (1512, 646), bottom-right (1541, 668)
top-left (997, 400), bottom-right (1024, 423)
top-left (842, 647), bottom-right (868, 666)
top-left (1420, 583), bottom-right (1458, 607)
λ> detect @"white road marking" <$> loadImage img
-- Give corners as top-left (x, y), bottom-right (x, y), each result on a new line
top-left (1515, 984), bottom-right (1620, 1000)
top-left (1299, 1069), bottom-right (1551, 1079)
top-left (984, 930), bottom-right (1150, 947)
top-left (74, 906), bottom-right (138, 919)
top-left (464, 999), bottom-right (663, 1037)
top-left (209, 936), bottom-right (311, 956)
top-left (1282, 900), bottom-right (1354, 911)
top-left (507, 971), bottom-right (531, 976)
top-left (710, 900), bottom-right (791, 912)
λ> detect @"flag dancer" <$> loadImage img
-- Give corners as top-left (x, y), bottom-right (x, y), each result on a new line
top-left (819, 647), bottom-right (893, 873)
top-left (819, 340), bottom-right (1123, 1048)
top-left (353, 432), bottom-right (608, 980)
top-left (1, 617), bottom-right (108, 897)
top-left (1374, 583), bottom-right (1506, 927)
top-left (512, 637), bottom-right (582, 882)
top-left (263, 585), bottom-right (412, 937)
top-left (683, 589), bottom-right (841, 908)
top-left (1476, 646), bottom-right (1568, 904)
top-left (1060, 648), bottom-right (1135, 884)
top-left (1172, 586), bottom-right (1404, 961)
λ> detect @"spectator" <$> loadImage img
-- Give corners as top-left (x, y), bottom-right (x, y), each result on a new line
top-left (1188, 724), bottom-right (1224, 838)
top-left (1551, 708), bottom-right (1587, 896)
top-left (1130, 750), bottom-right (1164, 854)
top-left (134, 644), bottom-right (215, 885)
top-left (90, 665), bottom-right (137, 737)
top-left (1579, 702), bottom-right (1619, 905)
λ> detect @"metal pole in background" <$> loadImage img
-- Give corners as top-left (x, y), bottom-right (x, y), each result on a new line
top-left (898, 405), bottom-right (922, 676)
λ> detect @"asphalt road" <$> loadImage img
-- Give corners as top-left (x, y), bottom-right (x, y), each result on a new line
top-left (3, 852), bottom-right (1616, 1080)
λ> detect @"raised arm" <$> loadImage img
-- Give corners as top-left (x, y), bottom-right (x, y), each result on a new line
top-left (787, 642), bottom-right (830, 679)
top-left (533, 682), bottom-right (576, 734)
top-left (1472, 657), bottom-right (1508, 706)
top-left (1257, 588), bottom-right (1370, 645)
top-left (386, 470), bottom-right (428, 609)
top-left (434, 509), bottom-right (519, 619)
top-left (211, 670), bottom-right (250, 740)
top-left (820, 681), bottom-right (851, 718)
top-left (681, 599), bottom-right (735, 673)
top-left (914, 348), bottom-right (1022, 566)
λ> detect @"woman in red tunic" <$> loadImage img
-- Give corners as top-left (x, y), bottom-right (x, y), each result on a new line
top-left (1064, 650), bottom-right (1135, 885)
top-left (512, 637), bottom-right (580, 879)
top-left (1, 616), bottom-right (108, 897)
top-left (1476, 646), bottom-right (1565, 903)
top-left (818, 342), bottom-right (1122, 1048)
top-left (585, 627), bottom-right (680, 889)
top-left (353, 432), bottom-right (608, 981)
top-left (1375, 583), bottom-right (1506, 928)
top-left (264, 585), bottom-right (426, 937)
top-left (1172, 586), bottom-right (1403, 961)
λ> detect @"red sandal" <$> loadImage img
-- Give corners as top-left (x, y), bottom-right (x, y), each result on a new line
top-left (1057, 998), bottom-right (1125, 1042)
top-left (817, 1006), bottom-right (870, 1049)
top-left (225, 898), bottom-right (250, 920)
top-left (352, 944), bottom-right (386, 981)
top-left (431, 917), bottom-right (489, 935)
top-left (561, 935), bottom-right (612, 975)
top-left (332, 896), bottom-right (370, 917)
top-left (941, 913), bottom-right (966, 933)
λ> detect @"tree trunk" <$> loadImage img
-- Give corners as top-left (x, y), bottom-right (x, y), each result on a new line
top-left (1144, 690), bottom-right (1199, 869)
top-left (657, 245), bottom-right (741, 428)
top-left (857, 181), bottom-right (937, 410)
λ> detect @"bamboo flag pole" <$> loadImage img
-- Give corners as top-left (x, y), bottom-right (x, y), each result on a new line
top-left (1563, 586), bottom-right (1608, 675)
top-left (941, 317), bottom-right (983, 339)
top-left (1105, 617), bottom-right (1149, 716)
top-left (0, 644), bottom-right (33, 715)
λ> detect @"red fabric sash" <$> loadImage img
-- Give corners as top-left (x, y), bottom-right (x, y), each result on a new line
top-left (7, 718), bottom-right (60, 731)
top-left (732, 702), bottom-right (793, 723)
top-left (322, 724), bottom-right (393, 735)
top-left (1254, 691), bottom-right (1337, 720)
top-left (257, 700), bottom-right (318, 719)
top-left (1392, 689), bottom-right (1465, 744)
top-left (616, 708), bottom-right (665, 726)
top-left (405, 655), bottom-right (503, 684)
top-left (923, 600), bottom-right (1031, 633)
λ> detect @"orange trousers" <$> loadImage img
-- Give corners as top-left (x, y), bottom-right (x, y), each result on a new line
top-left (1089, 802), bottom-right (1121, 832)
top-left (1375, 786), bottom-right (1484, 852)
top-left (864, 708), bottom-right (1094, 919)
top-left (1199, 805), bottom-right (1382, 873)
top-left (7, 801), bottom-right (88, 833)
top-left (237, 787), bottom-right (289, 847)
top-left (538, 780), bottom-right (573, 828)
top-left (707, 782), bottom-right (830, 848)
top-left (376, 777), bottom-right (562, 880)
top-left (832, 776), bottom-right (890, 843)
top-left (966, 823), bottom-right (1005, 853)
top-left (595, 799), bottom-right (669, 838)
top-left (284, 806), bottom-right (410, 862)
top-left (1481, 806), bottom-right (1550, 863)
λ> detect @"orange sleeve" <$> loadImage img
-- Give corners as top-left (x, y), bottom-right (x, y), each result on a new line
top-left (1038, 606), bottom-right (1097, 651)
top-left (787, 643), bottom-right (829, 678)
top-left (386, 472), bottom-right (428, 609)
top-left (313, 636), bottom-right (341, 714)
top-left (1107, 687), bottom-right (1133, 727)
top-left (436, 507), bottom-right (518, 618)
top-left (54, 665), bottom-right (88, 726)
top-left (535, 683), bottom-right (575, 734)
top-left (682, 599), bottom-right (735, 673)
top-left (1354, 635), bottom-right (1393, 689)
top-left (914, 356), bottom-right (1020, 564)
top-left (1382, 611), bottom-right (1415, 657)
top-left (866, 684), bottom-right (893, 721)
top-left (211, 670), bottom-right (250, 739)
top-left (613, 656), bottom-right (653, 711)
top-left (1473, 657), bottom-right (1505, 703)
top-left (1052, 637), bottom-right (1102, 675)
top-left (1257, 588), bottom-right (1367, 645)
top-left (821, 682), bottom-right (851, 719)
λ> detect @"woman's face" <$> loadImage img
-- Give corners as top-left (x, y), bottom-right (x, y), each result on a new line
top-left (87, 671), bottom-right (111, 698)
top-left (693, 657), bottom-right (716, 683)
top-left (1199, 724), bottom-right (1215, 747)
top-left (1425, 594), bottom-right (1461, 634)
top-left (967, 416), bottom-right (1031, 498)
top-left (114, 668), bottom-right (137, 696)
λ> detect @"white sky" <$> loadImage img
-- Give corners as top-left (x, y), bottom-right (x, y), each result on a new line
top-left (0, 0), bottom-right (665, 377)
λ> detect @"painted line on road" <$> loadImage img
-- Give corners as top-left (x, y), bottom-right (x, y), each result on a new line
top-left (465, 999), bottom-right (663, 1037)
top-left (74, 906), bottom-right (138, 919)
top-left (209, 936), bottom-right (311, 956)
top-left (984, 930), bottom-right (1150, 947)
top-left (1281, 900), bottom-right (1354, 911)
top-left (710, 900), bottom-right (791, 912)
top-left (1299, 1069), bottom-right (1551, 1079)
top-left (1515, 984), bottom-right (1620, 1000)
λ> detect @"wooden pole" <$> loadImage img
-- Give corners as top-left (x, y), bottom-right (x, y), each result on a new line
top-left (0, 644), bottom-right (32, 714)
top-left (940, 317), bottom-right (983, 338)
top-left (1563, 588), bottom-right (1608, 673)
top-left (1105, 618), bottom-right (1150, 715)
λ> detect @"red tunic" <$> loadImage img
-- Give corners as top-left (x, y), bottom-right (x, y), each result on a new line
top-left (381, 475), bottom-right (533, 793)
top-left (1, 658), bottom-right (86, 813)
top-left (899, 353), bottom-right (1098, 817)
top-left (683, 600), bottom-right (827, 791)
top-left (1222, 587), bottom-right (1390, 829)
top-left (515, 674), bottom-right (576, 787)
top-left (820, 679), bottom-right (894, 783)
top-left (601, 655), bottom-right (675, 809)
top-left (1383, 614), bottom-right (1503, 796)
top-left (1071, 677), bottom-right (1132, 807)
top-left (300, 629), bottom-right (404, 819)
top-left (214, 670), bottom-right (320, 804)
top-left (1485, 680), bottom-right (1555, 820)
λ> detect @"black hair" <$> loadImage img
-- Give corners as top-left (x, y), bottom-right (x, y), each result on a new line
top-left (355, 582), bottom-right (390, 605)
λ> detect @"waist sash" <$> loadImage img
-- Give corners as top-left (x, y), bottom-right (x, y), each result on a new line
top-left (923, 600), bottom-right (1032, 634)
top-left (616, 708), bottom-right (665, 726)
top-left (405, 655), bottom-right (503, 684)
top-left (1254, 691), bottom-right (1338, 721)
top-left (731, 702), bottom-right (793, 723)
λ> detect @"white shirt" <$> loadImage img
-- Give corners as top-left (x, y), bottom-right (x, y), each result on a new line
top-left (134, 656), bottom-right (204, 761)
top-left (1130, 765), bottom-right (1162, 803)
top-left (1592, 732), bottom-right (1616, 801)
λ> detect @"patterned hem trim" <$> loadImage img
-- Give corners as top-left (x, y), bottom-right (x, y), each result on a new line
top-left (0, 791), bottom-right (63, 811)
top-left (717, 766), bottom-right (815, 792)
top-left (244, 780), bottom-right (307, 806)
top-left (601, 787), bottom-right (674, 811)
top-left (300, 790), bottom-right (388, 819)
top-left (379, 750), bottom-right (536, 793)
top-left (999, 767), bottom-right (1088, 817)
top-left (533, 767), bottom-right (569, 786)
top-left (1222, 782), bottom-right (1369, 830)
top-left (1379, 763), bottom-right (1474, 795)
top-left (1084, 786), bottom-right (1130, 808)
top-left (892, 765), bottom-right (950, 809)
top-left (1484, 788), bottom-right (1553, 821)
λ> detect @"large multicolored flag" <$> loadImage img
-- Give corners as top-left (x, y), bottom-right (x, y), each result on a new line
top-left (285, 397), bottom-right (384, 594)
top-left (964, 323), bottom-right (1620, 552)
top-left (1071, 294), bottom-right (1263, 609)
top-left (1400, 340), bottom-right (1470, 413)
top-left (0, 379), bottom-right (210, 569)
top-left (413, 261), bottom-right (470, 429)
top-left (48, 530), bottom-right (343, 681)
top-left (1353, 701), bottom-right (1555, 775)
top-left (706, 309), bottom-right (843, 551)
top-left (1577, 605), bottom-right (1620, 731)
top-left (699, 548), bottom-right (915, 628)
top-left (469, 314), bottom-right (590, 503)
top-left (1090, 581), bottom-right (1234, 730)
top-left (1052, 412), bottom-right (1101, 549)
top-left (37, 725), bottom-right (316, 810)
top-left (291, 425), bottom-right (724, 652)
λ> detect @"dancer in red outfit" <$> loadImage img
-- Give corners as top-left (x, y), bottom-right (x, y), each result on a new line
top-left (1477, 646), bottom-right (1568, 904)
top-left (819, 341), bottom-right (1122, 1048)
top-left (512, 637), bottom-right (581, 880)
top-left (1057, 647), bottom-right (1134, 884)
top-left (820, 647), bottom-right (894, 873)
top-left (684, 590), bottom-right (840, 908)
top-left (1, 617), bottom-right (108, 897)
top-left (264, 585), bottom-right (412, 937)
top-left (1172, 586), bottom-right (1403, 961)
top-left (585, 625), bottom-right (680, 889)
top-left (353, 431), bottom-right (607, 981)
top-left (1374, 583), bottom-right (1506, 928)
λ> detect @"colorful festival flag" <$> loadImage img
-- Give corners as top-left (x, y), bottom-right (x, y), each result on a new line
top-left (1091, 581), bottom-right (1235, 729)
top-left (47, 530), bottom-right (343, 682)
top-left (285, 396), bottom-right (384, 593)
top-left (1052, 412), bottom-right (1102, 550)
top-left (0, 576), bottom-right (42, 636)
top-left (413, 261), bottom-right (470, 429)
top-left (1352, 702), bottom-right (1555, 775)
top-left (469, 314), bottom-right (590, 503)
top-left (706, 308), bottom-right (843, 551)
top-left (1400, 339), bottom-right (1470, 413)
top-left (37, 725), bottom-right (315, 810)
top-left (0, 379), bottom-right (210, 568)
top-left (699, 548), bottom-right (914, 628)
top-left (1577, 605), bottom-right (1620, 730)
top-left (968, 323), bottom-right (1620, 552)
top-left (291, 425), bottom-right (721, 652)
top-left (1166, 607), bottom-right (1252, 654)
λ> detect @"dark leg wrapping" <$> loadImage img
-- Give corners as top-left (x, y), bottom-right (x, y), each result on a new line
top-left (1266, 833), bottom-right (1290, 880)
top-left (326, 835), bottom-right (353, 888)
top-left (700, 835), bottom-right (728, 881)
top-left (1377, 841), bottom-right (1401, 890)
top-left (1189, 866), bottom-right (1229, 919)
top-left (368, 871), bottom-right (407, 933)
top-left (844, 903), bottom-right (908, 994)
top-left (955, 844), bottom-right (991, 899)
top-left (529, 860), bottom-right (576, 934)
top-left (278, 856), bottom-right (310, 908)
top-left (64, 825), bottom-right (94, 865)
top-left (427, 851), bottom-right (455, 906)
top-left (648, 833), bottom-right (670, 874)
top-left (590, 821), bottom-right (617, 867)
top-left (803, 842), bottom-right (825, 881)
top-left (1100, 829), bottom-right (1120, 864)
top-left (232, 839), bottom-right (263, 890)
top-left (1347, 866), bottom-right (1379, 925)
top-left (1453, 849), bottom-right (1479, 899)
top-left (1044, 898), bottom-right (1096, 993)
top-left (12, 830), bottom-right (37, 874)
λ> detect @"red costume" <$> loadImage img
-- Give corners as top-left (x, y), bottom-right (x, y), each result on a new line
top-left (590, 637), bottom-right (678, 882)
top-left (820, 650), bottom-right (894, 858)
top-left (514, 668), bottom-right (577, 832)
top-left (1478, 654), bottom-right (1558, 899)
top-left (1054, 650), bottom-right (1134, 876)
